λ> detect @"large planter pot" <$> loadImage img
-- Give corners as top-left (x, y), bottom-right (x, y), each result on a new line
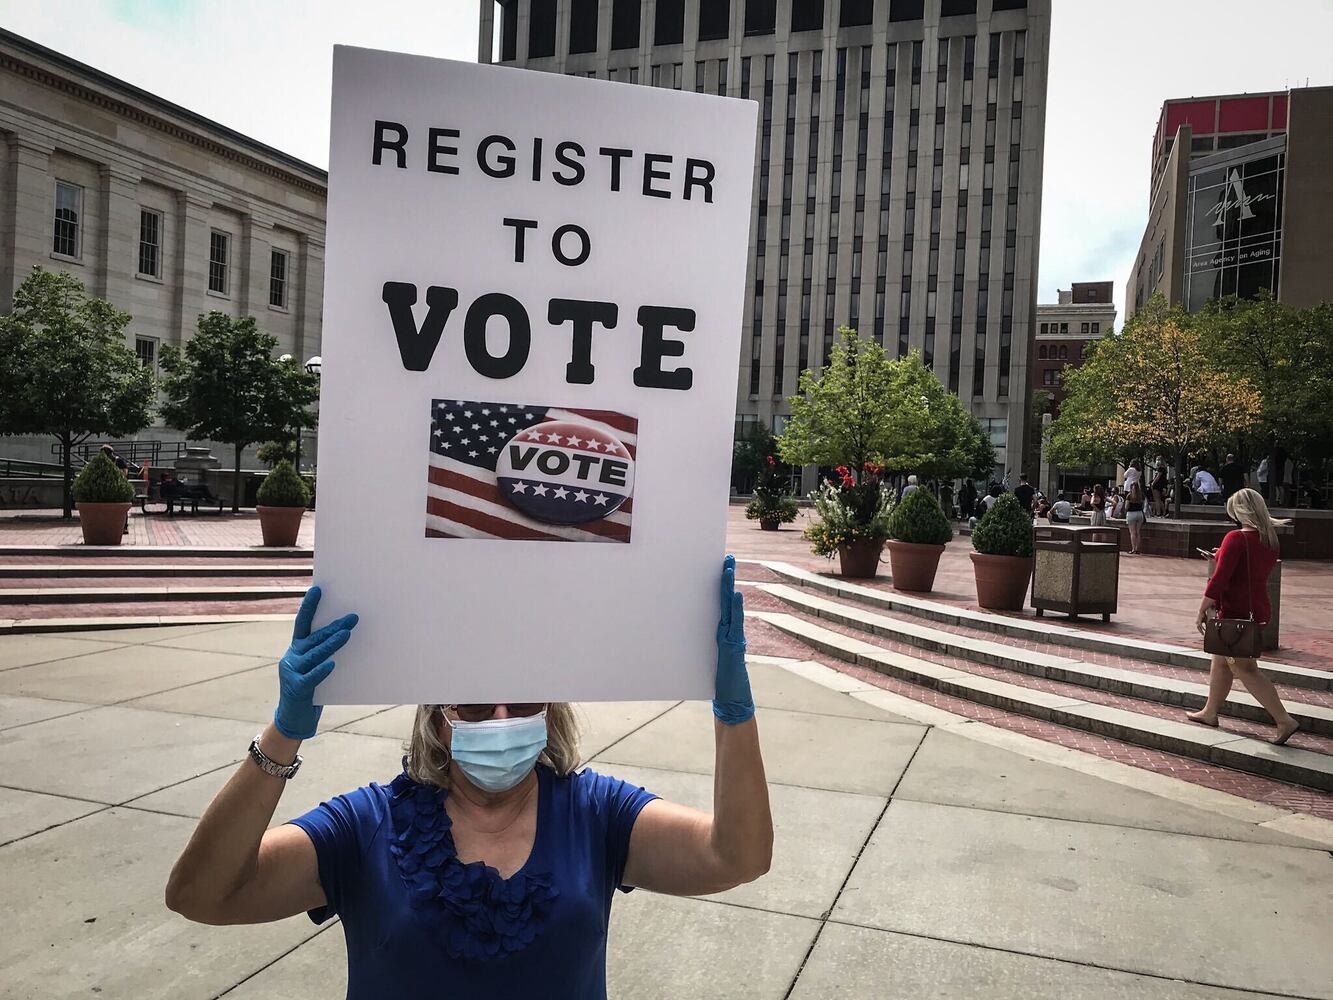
top-left (970, 552), bottom-right (1034, 611)
top-left (837, 538), bottom-right (885, 578)
top-left (257, 505), bottom-right (306, 547)
top-left (885, 540), bottom-right (946, 593)
top-left (77, 502), bottom-right (131, 546)
top-left (759, 518), bottom-right (781, 531)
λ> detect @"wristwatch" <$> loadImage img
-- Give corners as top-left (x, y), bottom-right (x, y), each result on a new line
top-left (248, 734), bottom-right (303, 779)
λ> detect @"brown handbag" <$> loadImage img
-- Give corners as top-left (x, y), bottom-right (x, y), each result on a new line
top-left (1203, 535), bottom-right (1261, 658)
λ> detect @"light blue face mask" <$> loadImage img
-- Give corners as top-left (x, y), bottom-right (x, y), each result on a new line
top-left (446, 711), bottom-right (548, 792)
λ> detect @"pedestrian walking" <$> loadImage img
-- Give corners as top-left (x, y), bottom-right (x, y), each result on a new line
top-left (958, 479), bottom-right (977, 520)
top-left (901, 474), bottom-right (920, 499)
top-left (1124, 481), bottom-right (1146, 553)
top-left (1151, 463), bottom-right (1169, 517)
top-left (1013, 473), bottom-right (1035, 513)
top-left (165, 560), bottom-right (773, 994)
top-left (1089, 483), bottom-right (1108, 526)
top-left (1256, 457), bottom-right (1269, 500)
top-left (1187, 490), bottom-right (1298, 745)
top-left (1218, 453), bottom-right (1247, 501)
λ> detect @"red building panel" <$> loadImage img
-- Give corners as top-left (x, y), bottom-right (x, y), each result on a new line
top-left (1273, 94), bottom-right (1288, 128)
top-left (1218, 95), bottom-right (1270, 132)
top-left (1165, 99), bottom-right (1218, 136)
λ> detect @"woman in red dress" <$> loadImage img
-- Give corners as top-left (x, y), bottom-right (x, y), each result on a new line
top-left (1186, 489), bottom-right (1298, 744)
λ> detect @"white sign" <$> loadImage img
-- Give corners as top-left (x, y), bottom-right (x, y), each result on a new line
top-left (312, 47), bottom-right (758, 704)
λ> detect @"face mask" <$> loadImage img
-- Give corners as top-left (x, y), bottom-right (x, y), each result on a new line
top-left (445, 711), bottom-right (548, 792)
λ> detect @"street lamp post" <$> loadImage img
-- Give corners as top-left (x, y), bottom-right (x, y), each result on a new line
top-left (303, 356), bottom-right (322, 474)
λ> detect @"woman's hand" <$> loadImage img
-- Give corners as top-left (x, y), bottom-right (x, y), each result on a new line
top-left (274, 586), bottom-right (359, 740)
top-left (1196, 597), bottom-right (1216, 636)
top-left (713, 554), bottom-right (754, 725)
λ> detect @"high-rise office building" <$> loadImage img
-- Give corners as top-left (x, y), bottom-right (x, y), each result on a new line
top-left (480, 0), bottom-right (1051, 482)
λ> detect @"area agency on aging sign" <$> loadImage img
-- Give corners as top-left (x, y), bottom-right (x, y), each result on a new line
top-left (312, 47), bottom-right (758, 704)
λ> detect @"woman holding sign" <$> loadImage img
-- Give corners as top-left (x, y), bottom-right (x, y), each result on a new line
top-left (165, 556), bottom-right (771, 996)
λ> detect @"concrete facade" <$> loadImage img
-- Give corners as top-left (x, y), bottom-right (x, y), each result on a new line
top-left (1128, 86), bottom-right (1333, 319)
top-left (0, 29), bottom-right (327, 465)
top-left (479, 0), bottom-right (1051, 482)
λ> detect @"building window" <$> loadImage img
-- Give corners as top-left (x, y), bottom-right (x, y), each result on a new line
top-left (528, 0), bottom-right (556, 58)
top-left (1039, 322), bottom-right (1047, 336)
top-left (610, 0), bottom-right (640, 49)
top-left (1058, 344), bottom-right (1068, 360)
top-left (889, 0), bottom-right (925, 21)
top-left (269, 249), bottom-right (289, 308)
top-left (1080, 322), bottom-right (1089, 335)
top-left (839, 0), bottom-right (872, 27)
top-left (137, 209), bottom-right (162, 277)
top-left (569, 0), bottom-right (598, 53)
top-left (1038, 344), bottom-right (1047, 359)
top-left (699, 0), bottom-right (730, 40)
top-left (1091, 322), bottom-right (1100, 336)
top-left (745, 0), bottom-right (776, 35)
top-left (1059, 322), bottom-right (1068, 335)
top-left (208, 230), bottom-right (230, 295)
top-left (791, 0), bottom-right (823, 32)
top-left (654, 0), bottom-right (684, 45)
top-left (135, 336), bottom-right (158, 370)
top-left (52, 181), bottom-right (82, 258)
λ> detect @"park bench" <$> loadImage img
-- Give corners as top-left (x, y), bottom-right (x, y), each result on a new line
top-left (135, 479), bottom-right (225, 515)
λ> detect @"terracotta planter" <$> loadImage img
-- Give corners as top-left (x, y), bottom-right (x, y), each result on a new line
top-left (837, 538), bottom-right (885, 578)
top-left (970, 552), bottom-right (1034, 611)
top-left (760, 518), bottom-right (781, 531)
top-left (886, 540), bottom-right (946, 593)
top-left (77, 502), bottom-right (131, 546)
top-left (257, 505), bottom-right (306, 547)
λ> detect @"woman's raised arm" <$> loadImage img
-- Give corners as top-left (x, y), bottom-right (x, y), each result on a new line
top-left (621, 555), bottom-right (773, 895)
top-left (165, 587), bottom-right (357, 924)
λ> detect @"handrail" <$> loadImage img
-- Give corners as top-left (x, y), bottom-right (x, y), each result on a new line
top-left (1, 457), bottom-right (67, 478)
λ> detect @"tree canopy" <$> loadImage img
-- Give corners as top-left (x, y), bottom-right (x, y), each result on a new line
top-left (1045, 296), bottom-right (1262, 475)
top-left (0, 269), bottom-right (154, 517)
top-left (159, 312), bottom-right (319, 511)
top-left (778, 328), bottom-right (994, 483)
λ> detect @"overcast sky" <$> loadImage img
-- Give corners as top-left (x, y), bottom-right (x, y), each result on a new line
top-left (4, 0), bottom-right (1332, 324)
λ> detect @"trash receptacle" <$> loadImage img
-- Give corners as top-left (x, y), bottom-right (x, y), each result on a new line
top-left (1032, 525), bottom-right (1120, 622)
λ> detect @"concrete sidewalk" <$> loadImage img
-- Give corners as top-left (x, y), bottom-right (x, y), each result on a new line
top-left (2, 622), bottom-right (1332, 999)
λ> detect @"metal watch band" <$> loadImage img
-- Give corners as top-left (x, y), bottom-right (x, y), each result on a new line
top-left (248, 734), bottom-right (303, 779)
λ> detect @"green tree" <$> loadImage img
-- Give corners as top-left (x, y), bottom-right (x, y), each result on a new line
top-left (159, 312), bottom-right (319, 512)
top-left (1200, 293), bottom-right (1333, 484)
top-left (779, 329), bottom-right (990, 482)
top-left (731, 422), bottom-right (782, 493)
top-left (1046, 296), bottom-right (1261, 496)
top-left (0, 269), bottom-right (154, 518)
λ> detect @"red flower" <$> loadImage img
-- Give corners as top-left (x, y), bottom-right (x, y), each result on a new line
top-left (766, 455), bottom-right (775, 466)
top-left (835, 465), bottom-right (849, 476)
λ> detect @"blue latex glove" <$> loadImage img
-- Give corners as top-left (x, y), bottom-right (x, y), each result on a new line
top-left (274, 586), bottom-right (359, 740)
top-left (713, 554), bottom-right (754, 725)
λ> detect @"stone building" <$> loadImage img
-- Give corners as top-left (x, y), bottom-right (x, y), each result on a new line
top-left (1030, 281), bottom-right (1114, 496)
top-left (0, 28), bottom-right (327, 467)
top-left (478, 0), bottom-right (1051, 483)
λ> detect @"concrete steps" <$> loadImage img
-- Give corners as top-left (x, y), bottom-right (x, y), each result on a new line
top-left (752, 610), bottom-right (1333, 793)
top-left (0, 563), bottom-right (313, 578)
top-left (0, 584), bottom-right (308, 604)
top-left (759, 582), bottom-right (1333, 739)
top-left (761, 561), bottom-right (1332, 693)
top-left (0, 545), bottom-right (312, 558)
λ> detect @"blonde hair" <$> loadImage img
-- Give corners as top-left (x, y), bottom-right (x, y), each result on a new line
top-left (404, 703), bottom-right (582, 788)
top-left (1225, 487), bottom-right (1281, 550)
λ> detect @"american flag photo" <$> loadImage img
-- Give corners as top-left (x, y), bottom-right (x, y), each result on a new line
top-left (426, 399), bottom-right (638, 543)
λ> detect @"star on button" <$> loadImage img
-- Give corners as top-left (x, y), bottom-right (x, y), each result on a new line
top-left (565, 435), bottom-right (583, 448)
top-left (531, 484), bottom-right (549, 496)
top-left (553, 487), bottom-right (569, 499)
top-left (545, 432), bottom-right (563, 444)
top-left (585, 439), bottom-right (602, 451)
top-left (593, 493), bottom-right (608, 505)
top-left (468, 450), bottom-right (478, 458)
top-left (511, 481), bottom-right (529, 494)
top-left (481, 408), bottom-right (490, 416)
top-left (459, 438), bottom-right (470, 446)
top-left (573, 490), bottom-right (590, 503)
top-left (487, 446), bottom-right (497, 454)
top-left (525, 429), bottom-right (544, 441)
top-left (463, 410), bottom-right (473, 418)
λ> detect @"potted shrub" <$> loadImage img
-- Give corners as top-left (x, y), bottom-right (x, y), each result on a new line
top-left (72, 453), bottom-right (135, 545)
top-left (804, 466), bottom-right (895, 577)
top-left (969, 492), bottom-right (1035, 610)
top-left (745, 456), bottom-right (800, 530)
top-left (885, 487), bottom-right (954, 592)
top-left (256, 459), bottom-right (310, 547)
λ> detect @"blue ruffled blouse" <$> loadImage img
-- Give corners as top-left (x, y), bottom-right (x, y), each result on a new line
top-left (289, 763), bottom-right (657, 999)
